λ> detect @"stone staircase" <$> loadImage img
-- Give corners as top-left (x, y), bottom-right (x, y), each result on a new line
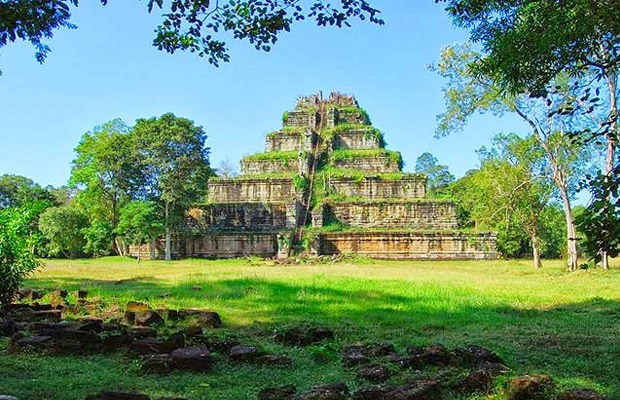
top-left (132, 92), bottom-right (496, 260)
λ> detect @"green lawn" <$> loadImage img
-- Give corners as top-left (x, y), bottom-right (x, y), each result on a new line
top-left (1, 257), bottom-right (619, 399)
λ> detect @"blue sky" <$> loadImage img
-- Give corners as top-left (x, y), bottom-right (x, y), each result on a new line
top-left (0, 0), bottom-right (529, 188)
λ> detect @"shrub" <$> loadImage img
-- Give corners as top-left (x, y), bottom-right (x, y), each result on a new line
top-left (115, 201), bottom-right (164, 256)
top-left (82, 220), bottom-right (115, 257)
top-left (39, 205), bottom-right (89, 258)
top-left (335, 106), bottom-right (371, 124)
top-left (293, 175), bottom-right (309, 193)
top-left (0, 206), bottom-right (41, 306)
top-left (243, 151), bottom-right (300, 162)
top-left (329, 149), bottom-right (403, 170)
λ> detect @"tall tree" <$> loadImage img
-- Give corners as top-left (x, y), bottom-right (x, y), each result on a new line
top-left (414, 152), bottom-right (455, 196)
top-left (576, 172), bottom-right (620, 262)
top-left (0, 0), bottom-right (382, 71)
top-left (116, 201), bottom-right (165, 261)
top-left (38, 205), bottom-right (89, 258)
top-left (216, 159), bottom-right (239, 179)
top-left (441, 0), bottom-right (619, 268)
top-left (132, 113), bottom-right (212, 261)
top-left (453, 134), bottom-right (553, 267)
top-left (0, 174), bottom-right (53, 208)
top-left (441, 0), bottom-right (619, 94)
top-left (70, 119), bottom-right (143, 255)
top-left (431, 44), bottom-right (594, 271)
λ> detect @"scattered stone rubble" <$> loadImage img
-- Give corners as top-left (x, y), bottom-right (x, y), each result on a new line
top-left (0, 288), bottom-right (608, 400)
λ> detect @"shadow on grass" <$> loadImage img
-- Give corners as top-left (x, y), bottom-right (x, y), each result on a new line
top-left (19, 275), bottom-right (620, 397)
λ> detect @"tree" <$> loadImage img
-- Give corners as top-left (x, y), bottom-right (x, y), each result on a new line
top-left (0, 175), bottom-right (61, 256)
top-left (132, 113), bottom-right (212, 260)
top-left (539, 204), bottom-right (569, 260)
top-left (452, 134), bottom-right (553, 267)
top-left (576, 166), bottom-right (620, 262)
top-left (0, 205), bottom-right (41, 306)
top-left (431, 44), bottom-right (594, 271)
top-left (216, 159), bottom-right (239, 179)
top-left (414, 152), bottom-right (454, 196)
top-left (441, 0), bottom-right (619, 268)
top-left (46, 185), bottom-right (77, 206)
top-left (70, 119), bottom-right (143, 255)
top-left (116, 201), bottom-right (164, 261)
top-left (0, 174), bottom-right (53, 208)
top-left (442, 0), bottom-right (619, 95)
top-left (38, 205), bottom-right (89, 258)
top-left (82, 221), bottom-right (115, 257)
top-left (0, 0), bottom-right (383, 71)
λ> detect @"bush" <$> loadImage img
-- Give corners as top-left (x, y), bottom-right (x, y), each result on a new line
top-left (0, 206), bottom-right (41, 306)
top-left (82, 221), bottom-right (115, 257)
top-left (39, 205), bottom-right (89, 258)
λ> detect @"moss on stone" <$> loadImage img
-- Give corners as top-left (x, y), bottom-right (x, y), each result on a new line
top-left (210, 172), bottom-right (297, 182)
top-left (322, 123), bottom-right (384, 146)
top-left (266, 126), bottom-right (308, 138)
top-left (329, 149), bottom-right (403, 170)
top-left (324, 197), bottom-right (455, 205)
top-left (335, 106), bottom-right (371, 125)
top-left (243, 150), bottom-right (302, 162)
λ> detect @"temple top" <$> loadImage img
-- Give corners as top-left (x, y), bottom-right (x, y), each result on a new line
top-left (295, 92), bottom-right (359, 110)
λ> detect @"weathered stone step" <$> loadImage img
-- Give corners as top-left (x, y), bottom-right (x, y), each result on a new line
top-left (208, 178), bottom-right (297, 203)
top-left (186, 202), bottom-right (297, 232)
top-left (241, 153), bottom-right (312, 175)
top-left (134, 233), bottom-right (281, 259)
top-left (328, 175), bottom-right (426, 199)
top-left (265, 128), bottom-right (317, 152)
top-left (321, 200), bottom-right (458, 230)
top-left (283, 109), bottom-right (318, 128)
top-left (330, 126), bottom-right (383, 150)
top-left (318, 231), bottom-right (497, 260)
top-left (329, 150), bottom-right (402, 173)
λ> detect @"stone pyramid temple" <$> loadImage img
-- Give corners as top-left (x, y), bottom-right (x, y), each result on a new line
top-left (134, 93), bottom-right (497, 260)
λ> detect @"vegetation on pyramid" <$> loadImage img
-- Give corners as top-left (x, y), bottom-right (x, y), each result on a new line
top-left (129, 92), bottom-right (497, 260)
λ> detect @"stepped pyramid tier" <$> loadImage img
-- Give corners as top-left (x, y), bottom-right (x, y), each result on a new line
top-left (129, 92), bottom-right (497, 260)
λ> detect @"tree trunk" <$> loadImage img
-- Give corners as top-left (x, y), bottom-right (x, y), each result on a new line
top-left (164, 202), bottom-right (171, 261)
top-left (601, 255), bottom-right (609, 270)
top-left (556, 179), bottom-right (578, 271)
top-left (113, 238), bottom-right (123, 256)
top-left (111, 193), bottom-right (122, 256)
top-left (601, 71), bottom-right (618, 270)
top-left (150, 237), bottom-right (157, 260)
top-left (532, 234), bottom-right (542, 268)
top-left (137, 241), bottom-right (141, 263)
top-left (114, 237), bottom-right (124, 257)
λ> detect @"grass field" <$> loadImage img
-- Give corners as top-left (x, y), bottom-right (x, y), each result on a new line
top-left (1, 257), bottom-right (620, 399)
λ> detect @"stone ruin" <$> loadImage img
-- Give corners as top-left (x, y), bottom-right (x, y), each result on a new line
top-left (130, 92), bottom-right (497, 260)
top-left (2, 289), bottom-right (607, 400)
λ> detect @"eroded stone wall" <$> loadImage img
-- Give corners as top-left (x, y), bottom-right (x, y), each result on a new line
top-left (241, 156), bottom-right (311, 175)
top-left (329, 177), bottom-right (426, 199)
top-left (171, 234), bottom-right (278, 258)
top-left (332, 130), bottom-right (380, 150)
top-left (265, 130), bottom-right (317, 152)
top-left (335, 109), bottom-right (369, 125)
top-left (284, 111), bottom-right (317, 128)
top-left (127, 243), bottom-right (158, 260)
top-left (187, 202), bottom-right (297, 231)
top-left (325, 201), bottom-right (458, 229)
top-left (129, 234), bottom-right (278, 259)
top-left (331, 156), bottom-right (401, 173)
top-left (319, 231), bottom-right (497, 260)
top-left (208, 178), bottom-right (296, 203)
